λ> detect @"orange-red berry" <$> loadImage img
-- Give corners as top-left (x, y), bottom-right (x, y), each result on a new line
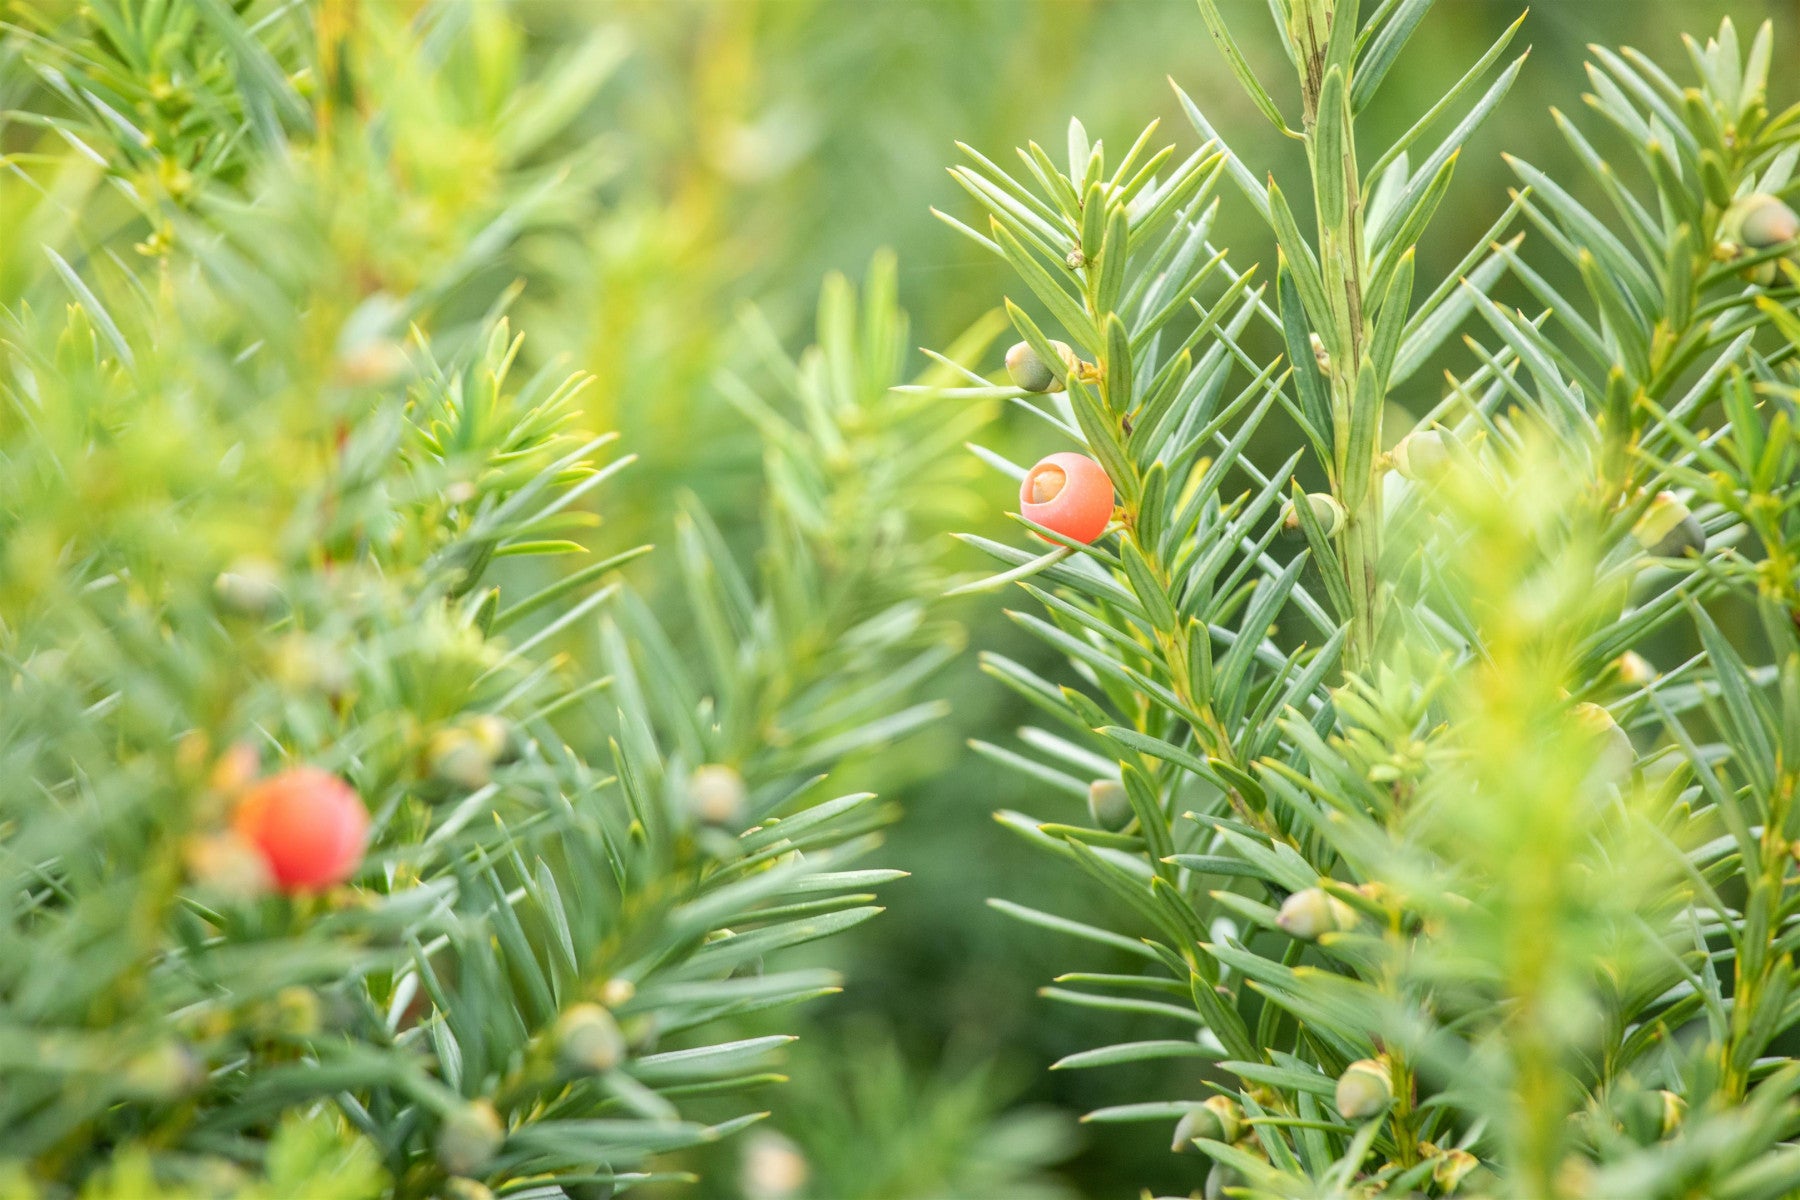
top-left (1019, 452), bottom-right (1113, 544)
top-left (233, 767), bottom-right (369, 892)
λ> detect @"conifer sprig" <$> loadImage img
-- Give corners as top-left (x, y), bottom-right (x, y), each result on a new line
top-left (0, 5), bottom-right (975, 1196)
top-left (944, 2), bottom-right (1800, 1195)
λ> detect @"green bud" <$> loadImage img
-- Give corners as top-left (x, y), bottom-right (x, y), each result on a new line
top-left (437, 1100), bottom-right (505, 1178)
top-left (687, 764), bottom-right (748, 826)
top-left (1432, 1148), bottom-right (1480, 1193)
top-left (1281, 492), bottom-right (1345, 540)
top-left (1632, 492), bottom-right (1705, 558)
top-left (1171, 1106), bottom-right (1221, 1153)
top-left (1086, 779), bottom-right (1133, 832)
top-left (1335, 1058), bottom-right (1393, 1121)
top-left (1392, 429), bottom-right (1451, 483)
top-left (1275, 887), bottom-right (1356, 940)
top-left (555, 1003), bottom-right (626, 1075)
top-left (1171, 1095), bottom-right (1242, 1151)
top-left (1005, 340), bottom-right (1076, 393)
top-left (1729, 193), bottom-right (1800, 250)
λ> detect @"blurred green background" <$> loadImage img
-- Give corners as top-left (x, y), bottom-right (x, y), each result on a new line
top-left (393, 2), bottom-right (1800, 1195)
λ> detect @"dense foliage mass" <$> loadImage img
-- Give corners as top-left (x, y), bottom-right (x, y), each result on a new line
top-left (6, 0), bottom-right (1799, 1197)
top-left (943, 1), bottom-right (1800, 1196)
top-left (0, 3), bottom-right (993, 1195)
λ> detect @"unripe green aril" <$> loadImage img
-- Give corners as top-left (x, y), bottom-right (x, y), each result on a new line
top-left (1730, 193), bottom-right (1800, 250)
top-left (436, 1100), bottom-right (505, 1178)
top-left (1746, 258), bottom-right (1784, 287)
top-left (687, 763), bottom-right (748, 826)
top-left (1203, 1094), bottom-right (1243, 1142)
top-left (555, 1002), bottom-right (626, 1074)
top-left (1170, 1106), bottom-right (1220, 1153)
top-left (1171, 1095), bottom-right (1242, 1151)
top-left (1087, 779), bottom-right (1133, 832)
top-left (1392, 429), bottom-right (1451, 482)
top-left (1005, 340), bottom-right (1076, 393)
top-left (1632, 492), bottom-right (1705, 558)
top-left (1281, 492), bottom-right (1345, 540)
top-left (1275, 886), bottom-right (1356, 940)
top-left (1335, 1058), bottom-right (1394, 1121)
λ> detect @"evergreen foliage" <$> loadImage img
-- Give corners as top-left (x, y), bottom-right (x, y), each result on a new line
top-left (9, 1), bottom-right (1800, 1196)
top-left (943, 2), bottom-right (1800, 1195)
top-left (0, 4), bottom-right (978, 1195)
